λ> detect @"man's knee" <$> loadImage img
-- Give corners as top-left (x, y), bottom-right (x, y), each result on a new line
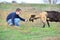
top-left (14, 18), bottom-right (20, 23)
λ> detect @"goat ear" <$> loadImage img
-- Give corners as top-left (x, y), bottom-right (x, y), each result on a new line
top-left (31, 15), bottom-right (35, 17)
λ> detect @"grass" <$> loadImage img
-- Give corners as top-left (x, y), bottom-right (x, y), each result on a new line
top-left (0, 3), bottom-right (60, 40)
top-left (0, 19), bottom-right (60, 40)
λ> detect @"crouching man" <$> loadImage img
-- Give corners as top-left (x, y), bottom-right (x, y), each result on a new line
top-left (6, 8), bottom-right (27, 26)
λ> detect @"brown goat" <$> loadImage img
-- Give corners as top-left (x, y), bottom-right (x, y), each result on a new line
top-left (29, 11), bottom-right (60, 28)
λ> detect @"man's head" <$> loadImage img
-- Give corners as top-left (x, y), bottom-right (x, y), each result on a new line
top-left (16, 8), bottom-right (22, 15)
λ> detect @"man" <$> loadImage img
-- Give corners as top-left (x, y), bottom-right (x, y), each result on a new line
top-left (6, 8), bottom-right (27, 26)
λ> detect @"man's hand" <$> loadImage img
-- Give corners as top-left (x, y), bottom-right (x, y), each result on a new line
top-left (25, 19), bottom-right (28, 22)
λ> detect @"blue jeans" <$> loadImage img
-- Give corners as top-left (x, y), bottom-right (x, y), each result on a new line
top-left (7, 18), bottom-right (20, 26)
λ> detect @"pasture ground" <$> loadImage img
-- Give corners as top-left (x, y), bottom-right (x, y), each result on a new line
top-left (0, 3), bottom-right (60, 40)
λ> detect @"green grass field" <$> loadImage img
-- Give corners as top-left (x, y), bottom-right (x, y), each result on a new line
top-left (0, 3), bottom-right (60, 40)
